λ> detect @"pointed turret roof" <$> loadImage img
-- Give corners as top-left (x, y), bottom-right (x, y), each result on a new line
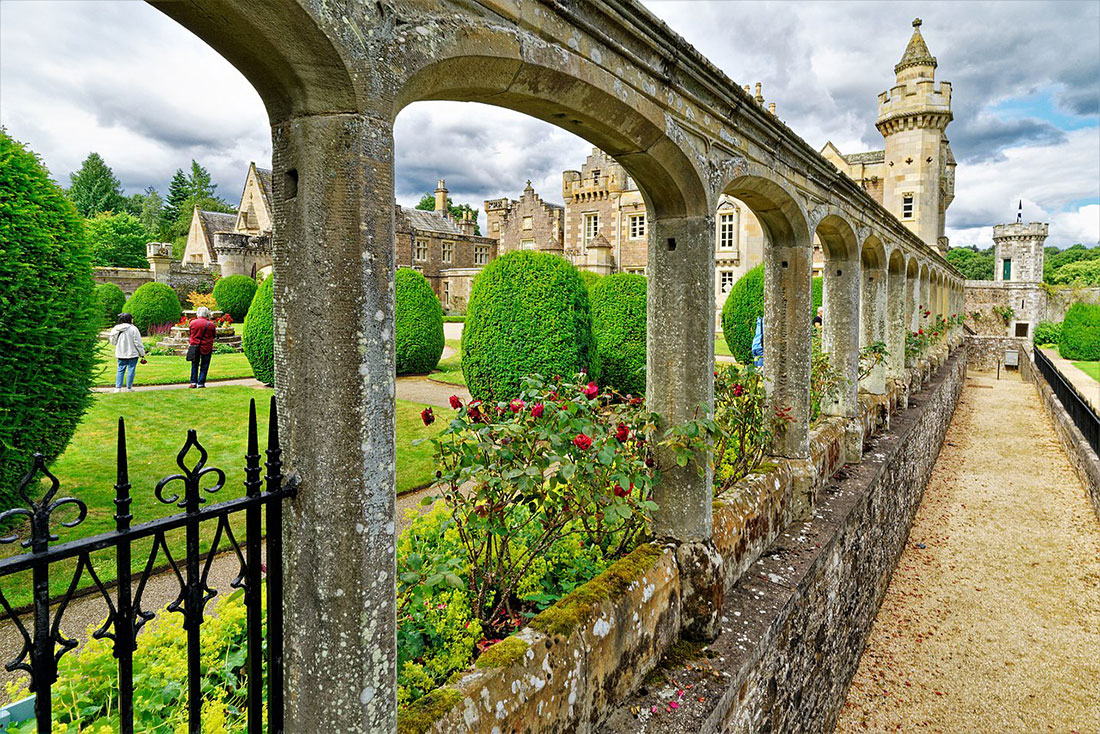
top-left (895, 18), bottom-right (937, 75)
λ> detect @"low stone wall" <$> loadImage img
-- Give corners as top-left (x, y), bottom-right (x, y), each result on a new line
top-left (966, 334), bottom-right (1029, 372)
top-left (92, 267), bottom-right (154, 296)
top-left (1020, 353), bottom-right (1100, 521)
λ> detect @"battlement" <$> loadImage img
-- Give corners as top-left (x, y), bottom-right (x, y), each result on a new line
top-left (992, 222), bottom-right (1049, 240)
top-left (878, 79), bottom-right (952, 118)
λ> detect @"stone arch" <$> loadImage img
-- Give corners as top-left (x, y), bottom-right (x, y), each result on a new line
top-left (859, 235), bottom-right (888, 393)
top-left (721, 173), bottom-right (813, 459)
top-left (815, 214), bottom-right (861, 439)
top-left (886, 247), bottom-right (908, 378)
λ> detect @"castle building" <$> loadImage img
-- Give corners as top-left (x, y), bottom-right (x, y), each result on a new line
top-left (822, 19), bottom-right (956, 254)
top-left (484, 181), bottom-right (564, 257)
top-left (181, 162), bottom-right (274, 278)
top-left (397, 180), bottom-right (498, 313)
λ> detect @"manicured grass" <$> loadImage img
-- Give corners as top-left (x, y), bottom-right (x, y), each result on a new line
top-left (432, 339), bottom-right (466, 386)
top-left (715, 335), bottom-right (734, 358)
top-left (92, 341), bottom-right (254, 386)
top-left (1072, 361), bottom-right (1100, 382)
top-left (0, 387), bottom-right (445, 609)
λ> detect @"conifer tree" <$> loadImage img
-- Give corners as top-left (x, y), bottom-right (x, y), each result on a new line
top-left (67, 152), bottom-right (125, 217)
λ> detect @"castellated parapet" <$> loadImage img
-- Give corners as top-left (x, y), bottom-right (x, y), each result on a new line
top-left (993, 222), bottom-right (1048, 283)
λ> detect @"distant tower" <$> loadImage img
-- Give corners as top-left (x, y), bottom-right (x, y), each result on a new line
top-left (993, 219), bottom-right (1048, 283)
top-left (877, 19), bottom-right (956, 254)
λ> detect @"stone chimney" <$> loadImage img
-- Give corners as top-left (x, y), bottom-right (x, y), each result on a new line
top-left (434, 179), bottom-right (448, 216)
top-left (458, 209), bottom-right (476, 237)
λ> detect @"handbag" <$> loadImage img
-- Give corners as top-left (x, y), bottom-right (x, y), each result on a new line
top-left (186, 345), bottom-right (199, 362)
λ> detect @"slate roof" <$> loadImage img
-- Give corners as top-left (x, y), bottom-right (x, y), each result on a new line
top-left (401, 207), bottom-right (464, 235)
top-left (895, 20), bottom-right (937, 73)
top-left (255, 166), bottom-right (274, 214)
top-left (199, 210), bottom-right (237, 244)
top-left (843, 150), bottom-right (885, 165)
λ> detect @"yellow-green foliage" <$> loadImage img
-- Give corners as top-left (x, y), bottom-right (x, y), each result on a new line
top-left (397, 687), bottom-right (463, 734)
top-left (530, 543), bottom-right (663, 637)
top-left (397, 590), bottom-right (483, 706)
top-left (475, 636), bottom-right (529, 669)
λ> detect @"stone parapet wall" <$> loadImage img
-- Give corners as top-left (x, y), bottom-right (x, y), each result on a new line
top-left (166, 262), bottom-right (219, 307)
top-left (966, 334), bottom-right (1030, 372)
top-left (1021, 353), bottom-right (1100, 522)
top-left (92, 267), bottom-right (154, 296)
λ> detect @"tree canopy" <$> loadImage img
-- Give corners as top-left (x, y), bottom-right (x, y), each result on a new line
top-left (945, 246), bottom-right (994, 280)
top-left (67, 152), bottom-right (125, 217)
top-left (85, 211), bottom-right (151, 268)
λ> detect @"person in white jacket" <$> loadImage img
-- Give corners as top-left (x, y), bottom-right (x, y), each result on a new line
top-left (108, 313), bottom-right (147, 393)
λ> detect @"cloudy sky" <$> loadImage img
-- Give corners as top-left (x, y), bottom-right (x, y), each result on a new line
top-left (1, 1), bottom-right (1097, 248)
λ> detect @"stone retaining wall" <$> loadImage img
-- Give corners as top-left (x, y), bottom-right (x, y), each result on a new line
top-left (966, 334), bottom-right (1029, 372)
top-left (1020, 353), bottom-right (1100, 522)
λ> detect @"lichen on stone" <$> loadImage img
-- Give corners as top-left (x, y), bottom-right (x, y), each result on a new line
top-left (475, 635), bottom-right (530, 669)
top-left (397, 686), bottom-right (462, 734)
top-left (530, 543), bottom-right (663, 637)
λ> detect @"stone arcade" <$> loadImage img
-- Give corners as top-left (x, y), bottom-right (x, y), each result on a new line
top-left (150, 2), bottom-right (966, 730)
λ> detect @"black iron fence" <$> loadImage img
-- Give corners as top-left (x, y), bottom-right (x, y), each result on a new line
top-left (0, 396), bottom-right (294, 734)
top-left (1034, 347), bottom-right (1099, 454)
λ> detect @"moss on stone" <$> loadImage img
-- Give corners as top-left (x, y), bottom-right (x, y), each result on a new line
top-left (397, 687), bottom-right (462, 734)
top-left (530, 543), bottom-right (663, 637)
top-left (475, 635), bottom-right (529, 669)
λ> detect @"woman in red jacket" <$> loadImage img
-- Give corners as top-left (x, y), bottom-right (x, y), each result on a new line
top-left (187, 306), bottom-right (217, 388)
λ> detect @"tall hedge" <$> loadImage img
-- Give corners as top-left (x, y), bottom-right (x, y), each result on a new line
top-left (124, 282), bottom-right (182, 334)
top-left (95, 282), bottom-right (127, 328)
top-left (396, 268), bottom-right (445, 375)
top-left (1058, 302), bottom-right (1100, 361)
top-left (590, 273), bottom-right (647, 395)
top-left (462, 251), bottom-right (594, 402)
top-left (0, 131), bottom-right (98, 513)
top-left (213, 274), bottom-right (258, 322)
top-left (578, 270), bottom-right (603, 292)
top-left (243, 274), bottom-right (274, 386)
top-left (720, 266), bottom-right (824, 364)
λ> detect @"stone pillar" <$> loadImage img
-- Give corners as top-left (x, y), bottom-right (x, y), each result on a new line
top-left (146, 242), bottom-right (173, 284)
top-left (821, 257), bottom-right (861, 460)
top-left (764, 238), bottom-right (812, 459)
top-left (272, 112), bottom-right (397, 732)
top-left (647, 213), bottom-right (723, 640)
top-left (860, 265), bottom-right (887, 394)
top-left (886, 262), bottom-right (907, 380)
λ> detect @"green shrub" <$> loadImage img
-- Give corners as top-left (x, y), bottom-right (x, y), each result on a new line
top-left (720, 265), bottom-right (765, 364)
top-left (213, 274), bottom-right (258, 322)
top-left (462, 252), bottom-right (594, 401)
top-left (590, 273), bottom-right (646, 395)
top-left (396, 268), bottom-right (445, 375)
top-left (123, 282), bottom-right (182, 334)
top-left (0, 131), bottom-right (98, 514)
top-left (84, 211), bottom-right (150, 268)
top-left (578, 270), bottom-right (603, 292)
top-left (1033, 320), bottom-right (1062, 346)
top-left (95, 282), bottom-right (127, 328)
top-left (720, 266), bottom-right (823, 363)
top-left (243, 274), bottom-right (274, 386)
top-left (1058, 302), bottom-right (1100, 361)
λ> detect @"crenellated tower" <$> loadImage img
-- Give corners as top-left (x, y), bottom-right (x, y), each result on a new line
top-left (877, 19), bottom-right (956, 254)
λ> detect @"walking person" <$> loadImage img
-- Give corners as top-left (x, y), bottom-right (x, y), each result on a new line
top-left (109, 313), bottom-right (146, 393)
top-left (751, 315), bottom-right (764, 369)
top-left (187, 306), bottom-right (217, 388)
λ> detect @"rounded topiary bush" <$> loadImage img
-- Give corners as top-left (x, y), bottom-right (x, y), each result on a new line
top-left (213, 274), bottom-right (258, 322)
top-left (578, 270), bottom-right (603, 292)
top-left (396, 268), bottom-right (444, 375)
top-left (124, 282), bottom-right (182, 334)
top-left (1033, 320), bottom-right (1062, 347)
top-left (721, 265), bottom-right (765, 364)
top-left (590, 273), bottom-right (646, 395)
top-left (462, 252), bottom-right (594, 402)
top-left (96, 282), bottom-right (127, 328)
top-left (243, 274), bottom-right (274, 386)
top-left (1058, 302), bottom-right (1100, 361)
top-left (811, 275), bottom-right (823, 315)
top-left (0, 131), bottom-right (98, 513)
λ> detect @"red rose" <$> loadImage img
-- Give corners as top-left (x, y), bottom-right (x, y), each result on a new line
top-left (573, 433), bottom-right (592, 450)
top-left (645, 457), bottom-right (655, 468)
top-left (582, 381), bottom-right (598, 399)
top-left (713, 371), bottom-right (719, 378)
top-left (615, 423), bottom-right (629, 442)
top-left (531, 403), bottom-right (544, 418)
top-left (732, 384), bottom-right (744, 397)
top-left (613, 483), bottom-right (633, 498)
top-left (918, 329), bottom-right (924, 335)
top-left (449, 395), bottom-right (463, 409)
top-left (467, 401), bottom-right (483, 422)
top-left (548, 390), bottom-right (559, 401)
top-left (510, 398), bottom-right (525, 414)
top-left (420, 407), bottom-right (434, 426)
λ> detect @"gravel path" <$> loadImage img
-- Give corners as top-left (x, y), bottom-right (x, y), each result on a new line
top-left (837, 370), bottom-right (1100, 732)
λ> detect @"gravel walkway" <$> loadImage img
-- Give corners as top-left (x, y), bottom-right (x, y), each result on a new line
top-left (837, 370), bottom-right (1100, 732)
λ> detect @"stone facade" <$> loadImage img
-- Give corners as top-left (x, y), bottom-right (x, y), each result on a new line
top-left (91, 267), bottom-right (154, 296)
top-left (822, 19), bottom-right (955, 255)
top-left (395, 181), bottom-right (497, 311)
top-left (181, 208), bottom-right (236, 266)
top-left (484, 180), bottom-right (564, 256)
top-left (993, 221), bottom-right (1047, 283)
top-left (181, 162), bottom-right (274, 279)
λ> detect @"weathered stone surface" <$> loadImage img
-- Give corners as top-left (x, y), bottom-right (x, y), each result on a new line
top-left (675, 540), bottom-right (725, 641)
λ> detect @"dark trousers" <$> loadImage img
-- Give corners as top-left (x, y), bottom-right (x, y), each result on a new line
top-left (190, 352), bottom-right (212, 386)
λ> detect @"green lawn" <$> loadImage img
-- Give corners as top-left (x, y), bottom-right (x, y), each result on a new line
top-left (431, 339), bottom-right (466, 386)
top-left (1072, 361), bottom-right (1100, 382)
top-left (715, 335), bottom-right (734, 358)
top-left (0, 387), bottom-right (444, 609)
top-left (93, 341), bottom-right (255, 386)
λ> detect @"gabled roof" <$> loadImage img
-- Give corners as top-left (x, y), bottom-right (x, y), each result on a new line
top-left (843, 150), bottom-right (885, 165)
top-left (254, 166), bottom-right (273, 214)
top-left (199, 210), bottom-right (236, 244)
top-left (895, 19), bottom-right (937, 73)
top-left (401, 207), bottom-right (463, 235)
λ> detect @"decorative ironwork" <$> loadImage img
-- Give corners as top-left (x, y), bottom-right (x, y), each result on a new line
top-left (0, 396), bottom-right (293, 734)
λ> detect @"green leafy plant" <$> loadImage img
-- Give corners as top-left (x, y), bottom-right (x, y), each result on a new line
top-left (122, 282), bottom-right (182, 335)
top-left (858, 340), bottom-right (888, 381)
top-left (712, 364), bottom-right (775, 490)
top-left (1033, 320), bottom-right (1062, 346)
top-left (84, 211), bottom-right (150, 269)
top-left (589, 273), bottom-right (646, 396)
top-left (810, 337), bottom-right (847, 423)
top-left (242, 274), bottom-right (274, 386)
top-left (0, 131), bottom-right (98, 514)
top-left (95, 282), bottom-right (127, 328)
top-left (991, 304), bottom-right (1015, 326)
top-left (396, 267), bottom-right (445, 375)
top-left (212, 274), bottom-right (258, 322)
top-left (461, 252), bottom-right (595, 402)
top-left (1058, 302), bottom-right (1100, 361)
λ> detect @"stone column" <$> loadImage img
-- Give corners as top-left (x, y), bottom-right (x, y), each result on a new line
top-left (886, 262), bottom-right (907, 380)
top-left (146, 242), bottom-right (173, 284)
top-left (272, 112), bottom-right (397, 733)
top-left (821, 257), bottom-right (861, 460)
top-left (764, 239), bottom-right (812, 459)
top-left (647, 213), bottom-right (723, 640)
top-left (860, 265), bottom-right (887, 394)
